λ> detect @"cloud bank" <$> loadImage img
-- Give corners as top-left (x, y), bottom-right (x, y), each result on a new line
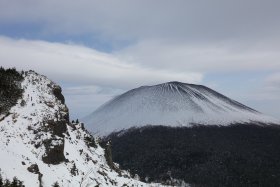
top-left (116, 40), bottom-right (280, 73)
top-left (1, 0), bottom-right (279, 43)
top-left (0, 36), bottom-right (202, 89)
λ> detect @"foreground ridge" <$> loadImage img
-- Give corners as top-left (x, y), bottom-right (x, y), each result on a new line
top-left (0, 70), bottom-right (160, 187)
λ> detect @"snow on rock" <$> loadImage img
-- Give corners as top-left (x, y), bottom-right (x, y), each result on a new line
top-left (84, 81), bottom-right (280, 136)
top-left (0, 70), bottom-right (158, 187)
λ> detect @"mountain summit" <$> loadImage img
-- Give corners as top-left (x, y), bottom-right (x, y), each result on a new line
top-left (84, 81), bottom-right (278, 136)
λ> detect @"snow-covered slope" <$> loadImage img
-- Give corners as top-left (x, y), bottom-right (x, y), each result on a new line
top-left (0, 70), bottom-right (157, 187)
top-left (84, 81), bottom-right (279, 136)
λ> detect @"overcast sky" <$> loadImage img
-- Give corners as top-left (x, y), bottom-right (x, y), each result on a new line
top-left (0, 0), bottom-right (279, 119)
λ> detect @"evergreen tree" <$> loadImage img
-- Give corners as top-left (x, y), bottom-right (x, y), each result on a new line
top-left (0, 173), bottom-right (3, 187)
top-left (11, 177), bottom-right (18, 187)
top-left (4, 179), bottom-right (11, 187)
top-left (17, 181), bottom-right (23, 187)
top-left (0, 170), bottom-right (24, 187)
top-left (0, 67), bottom-right (23, 116)
top-left (52, 182), bottom-right (60, 187)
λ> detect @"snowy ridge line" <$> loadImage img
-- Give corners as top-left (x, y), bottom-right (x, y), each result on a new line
top-left (0, 70), bottom-right (164, 187)
top-left (84, 81), bottom-right (279, 136)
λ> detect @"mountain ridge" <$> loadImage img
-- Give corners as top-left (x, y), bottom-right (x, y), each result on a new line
top-left (0, 69), bottom-right (161, 187)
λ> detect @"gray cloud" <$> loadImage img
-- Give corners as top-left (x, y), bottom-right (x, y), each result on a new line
top-left (244, 73), bottom-right (280, 118)
top-left (0, 0), bottom-right (280, 43)
top-left (63, 85), bottom-right (124, 119)
top-left (1, 1), bottom-right (280, 74)
top-left (63, 85), bottom-right (124, 96)
top-left (0, 36), bottom-right (202, 89)
top-left (115, 40), bottom-right (280, 73)
top-left (263, 73), bottom-right (280, 97)
top-left (265, 73), bottom-right (280, 87)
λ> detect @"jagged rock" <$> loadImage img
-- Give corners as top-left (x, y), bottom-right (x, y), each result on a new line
top-left (52, 85), bottom-right (65, 104)
top-left (45, 119), bottom-right (67, 137)
top-left (27, 164), bottom-right (43, 187)
top-left (27, 164), bottom-right (40, 174)
top-left (60, 106), bottom-right (69, 122)
top-left (42, 139), bottom-right (65, 165)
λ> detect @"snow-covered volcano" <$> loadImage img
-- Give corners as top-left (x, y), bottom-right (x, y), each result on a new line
top-left (84, 81), bottom-right (279, 136)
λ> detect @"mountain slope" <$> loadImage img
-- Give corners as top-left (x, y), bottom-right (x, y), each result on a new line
top-left (0, 70), bottom-right (157, 187)
top-left (107, 124), bottom-right (280, 186)
top-left (84, 81), bottom-right (279, 135)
